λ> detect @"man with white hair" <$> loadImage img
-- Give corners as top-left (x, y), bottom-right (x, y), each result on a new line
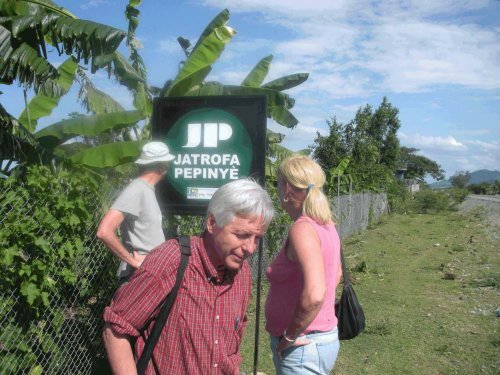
top-left (103, 178), bottom-right (274, 375)
top-left (97, 141), bottom-right (175, 284)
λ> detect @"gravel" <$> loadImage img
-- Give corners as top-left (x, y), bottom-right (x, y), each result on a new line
top-left (458, 195), bottom-right (500, 239)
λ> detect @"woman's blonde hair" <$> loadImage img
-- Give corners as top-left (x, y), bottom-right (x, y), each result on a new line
top-left (277, 155), bottom-right (333, 225)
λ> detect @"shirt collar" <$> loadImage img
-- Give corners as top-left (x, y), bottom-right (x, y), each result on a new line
top-left (197, 234), bottom-right (237, 285)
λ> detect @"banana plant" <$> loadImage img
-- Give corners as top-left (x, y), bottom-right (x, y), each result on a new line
top-left (326, 157), bottom-right (355, 194)
top-left (0, 0), bottom-right (126, 91)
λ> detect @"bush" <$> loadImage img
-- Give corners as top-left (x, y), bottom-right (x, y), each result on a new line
top-left (0, 165), bottom-right (110, 374)
top-left (385, 178), bottom-right (412, 214)
top-left (410, 189), bottom-right (451, 213)
top-left (448, 188), bottom-right (468, 205)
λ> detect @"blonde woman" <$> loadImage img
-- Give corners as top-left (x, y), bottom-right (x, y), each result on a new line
top-left (265, 155), bottom-right (342, 374)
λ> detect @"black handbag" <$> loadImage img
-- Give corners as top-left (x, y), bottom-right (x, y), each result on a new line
top-left (335, 246), bottom-right (365, 340)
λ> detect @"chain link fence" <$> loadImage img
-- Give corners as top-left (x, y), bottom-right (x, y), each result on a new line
top-left (1, 177), bottom-right (386, 374)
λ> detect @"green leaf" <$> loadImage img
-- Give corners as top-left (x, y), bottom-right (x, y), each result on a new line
top-left (191, 9), bottom-right (230, 52)
top-left (241, 55), bottom-right (273, 87)
top-left (192, 83), bottom-right (293, 109)
top-left (269, 106), bottom-right (299, 128)
top-left (262, 73), bottom-right (309, 91)
top-left (1, 246), bottom-right (19, 266)
top-left (0, 42), bottom-right (58, 89)
top-left (18, 56), bottom-right (78, 132)
top-left (20, 282), bottom-right (40, 305)
top-left (34, 238), bottom-right (51, 253)
top-left (11, 13), bottom-right (126, 63)
top-left (109, 52), bottom-right (144, 89)
top-left (128, 0), bottom-right (142, 7)
top-left (165, 25), bottom-right (236, 96)
top-left (266, 129), bottom-right (285, 144)
top-left (330, 157), bottom-right (351, 176)
top-left (70, 140), bottom-right (145, 168)
top-left (29, 365), bottom-right (44, 375)
top-left (34, 110), bottom-right (144, 148)
top-left (85, 86), bottom-right (125, 114)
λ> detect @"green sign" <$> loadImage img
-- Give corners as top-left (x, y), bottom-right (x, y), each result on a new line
top-left (153, 96), bottom-right (266, 215)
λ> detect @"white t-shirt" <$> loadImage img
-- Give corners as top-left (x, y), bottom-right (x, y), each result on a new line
top-left (111, 178), bottom-right (165, 278)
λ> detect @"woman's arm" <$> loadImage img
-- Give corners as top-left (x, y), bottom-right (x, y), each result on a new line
top-left (277, 220), bottom-right (326, 353)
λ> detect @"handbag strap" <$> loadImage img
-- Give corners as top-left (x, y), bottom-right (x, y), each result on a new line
top-left (136, 236), bottom-right (191, 375)
top-left (339, 245), bottom-right (351, 288)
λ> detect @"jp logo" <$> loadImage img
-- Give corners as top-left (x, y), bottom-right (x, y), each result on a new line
top-left (183, 122), bottom-right (232, 148)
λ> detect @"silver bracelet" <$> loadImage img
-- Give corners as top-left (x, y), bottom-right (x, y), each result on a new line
top-left (283, 329), bottom-right (297, 343)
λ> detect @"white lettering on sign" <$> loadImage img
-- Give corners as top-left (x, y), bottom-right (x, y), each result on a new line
top-left (173, 154), bottom-right (241, 180)
top-left (183, 122), bottom-right (233, 148)
top-left (173, 154), bottom-right (240, 166)
top-left (174, 167), bottom-right (239, 180)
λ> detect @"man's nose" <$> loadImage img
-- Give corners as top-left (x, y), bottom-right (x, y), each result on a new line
top-left (242, 236), bottom-right (259, 255)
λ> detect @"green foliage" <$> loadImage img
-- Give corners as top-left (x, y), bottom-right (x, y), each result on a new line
top-left (449, 170), bottom-right (471, 189)
top-left (398, 146), bottom-right (445, 181)
top-left (410, 189), bottom-right (452, 213)
top-left (312, 97), bottom-right (403, 193)
top-left (0, 164), bottom-right (113, 373)
top-left (0, 0), bottom-right (125, 90)
top-left (468, 181), bottom-right (500, 195)
top-left (448, 188), bottom-right (468, 205)
top-left (385, 177), bottom-right (412, 214)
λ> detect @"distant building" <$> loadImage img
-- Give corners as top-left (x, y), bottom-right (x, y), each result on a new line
top-left (405, 179), bottom-right (420, 193)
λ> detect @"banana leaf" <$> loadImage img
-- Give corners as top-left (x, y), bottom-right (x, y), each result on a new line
top-left (241, 55), bottom-right (273, 87)
top-left (0, 41), bottom-right (58, 89)
top-left (266, 129), bottom-right (285, 144)
top-left (269, 106), bottom-right (299, 128)
top-left (165, 25), bottom-right (235, 96)
top-left (191, 9), bottom-right (230, 53)
top-left (70, 140), bottom-right (145, 168)
top-left (18, 56), bottom-right (77, 132)
top-left (34, 110), bottom-right (144, 148)
top-left (85, 86), bottom-right (125, 114)
top-left (262, 73), bottom-right (309, 91)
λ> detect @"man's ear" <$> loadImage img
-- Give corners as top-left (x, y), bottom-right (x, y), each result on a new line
top-left (206, 214), bottom-right (217, 234)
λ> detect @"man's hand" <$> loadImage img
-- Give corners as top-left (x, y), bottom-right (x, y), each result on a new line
top-left (133, 251), bottom-right (146, 268)
top-left (97, 210), bottom-right (141, 269)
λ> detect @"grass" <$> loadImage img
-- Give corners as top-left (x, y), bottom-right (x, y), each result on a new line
top-left (240, 210), bottom-right (499, 374)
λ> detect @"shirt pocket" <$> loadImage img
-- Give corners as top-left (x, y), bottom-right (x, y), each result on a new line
top-left (228, 314), bottom-right (247, 355)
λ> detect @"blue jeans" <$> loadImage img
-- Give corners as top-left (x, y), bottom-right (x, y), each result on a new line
top-left (270, 328), bottom-right (340, 375)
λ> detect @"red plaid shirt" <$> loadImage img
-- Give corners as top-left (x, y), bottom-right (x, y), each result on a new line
top-left (103, 236), bottom-right (251, 375)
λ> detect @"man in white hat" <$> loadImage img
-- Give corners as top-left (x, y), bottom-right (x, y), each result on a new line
top-left (97, 141), bottom-right (175, 284)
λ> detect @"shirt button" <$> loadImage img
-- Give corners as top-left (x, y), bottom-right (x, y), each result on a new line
top-left (214, 363), bottom-right (218, 368)
top-left (216, 315), bottom-right (219, 320)
top-left (215, 340), bottom-right (218, 344)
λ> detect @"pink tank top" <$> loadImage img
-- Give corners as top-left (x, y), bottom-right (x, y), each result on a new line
top-left (265, 216), bottom-right (341, 337)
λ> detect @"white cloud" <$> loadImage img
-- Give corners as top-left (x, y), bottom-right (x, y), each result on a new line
top-left (80, 0), bottom-right (108, 10)
top-left (399, 133), bottom-right (466, 150)
top-left (203, 0), bottom-right (499, 97)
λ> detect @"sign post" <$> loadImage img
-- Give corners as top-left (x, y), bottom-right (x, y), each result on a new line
top-left (153, 96), bottom-right (267, 375)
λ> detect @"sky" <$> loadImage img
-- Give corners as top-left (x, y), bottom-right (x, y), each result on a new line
top-left (3, 0), bottom-right (499, 180)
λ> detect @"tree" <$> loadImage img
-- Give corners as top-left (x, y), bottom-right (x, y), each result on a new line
top-left (450, 170), bottom-right (471, 189)
top-left (398, 147), bottom-right (445, 181)
top-left (312, 97), bottom-right (402, 191)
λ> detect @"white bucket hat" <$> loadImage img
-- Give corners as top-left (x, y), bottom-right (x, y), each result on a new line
top-left (135, 142), bottom-right (175, 165)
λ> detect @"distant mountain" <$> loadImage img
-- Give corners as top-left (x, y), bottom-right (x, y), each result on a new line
top-left (469, 169), bottom-right (500, 184)
top-left (429, 169), bottom-right (500, 189)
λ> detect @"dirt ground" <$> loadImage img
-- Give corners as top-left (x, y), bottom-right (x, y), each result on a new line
top-left (458, 194), bottom-right (500, 239)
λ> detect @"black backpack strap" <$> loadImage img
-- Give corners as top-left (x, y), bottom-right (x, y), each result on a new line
top-left (136, 236), bottom-right (191, 375)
